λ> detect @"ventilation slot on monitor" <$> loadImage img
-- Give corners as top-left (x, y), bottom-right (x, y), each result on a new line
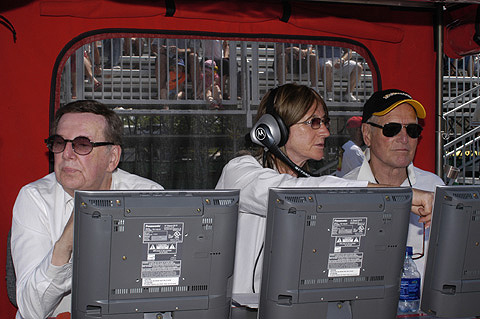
top-left (111, 287), bottom-right (142, 295)
top-left (323, 276), bottom-right (382, 285)
top-left (383, 213), bottom-right (392, 223)
top-left (300, 279), bottom-right (316, 285)
top-left (213, 198), bottom-right (235, 206)
top-left (343, 277), bottom-right (357, 283)
top-left (176, 286), bottom-right (189, 292)
top-left (391, 195), bottom-right (410, 202)
top-left (306, 214), bottom-right (317, 227)
top-left (473, 210), bottom-right (480, 222)
top-left (202, 217), bottom-right (213, 230)
top-left (210, 251), bottom-right (221, 256)
top-left (89, 199), bottom-right (113, 207)
top-left (129, 288), bottom-right (142, 294)
top-left (368, 275), bottom-right (385, 282)
top-left (113, 219), bottom-right (125, 232)
top-left (285, 196), bottom-right (307, 203)
top-left (160, 286), bottom-right (174, 293)
top-left (112, 288), bottom-right (129, 295)
top-left (191, 285), bottom-right (208, 291)
top-left (464, 269), bottom-right (480, 277)
top-left (147, 287), bottom-right (160, 293)
top-left (453, 193), bottom-right (473, 200)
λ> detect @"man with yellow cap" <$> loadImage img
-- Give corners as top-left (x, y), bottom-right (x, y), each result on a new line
top-left (344, 88), bottom-right (444, 293)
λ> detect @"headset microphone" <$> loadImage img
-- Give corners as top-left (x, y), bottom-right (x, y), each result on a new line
top-left (251, 123), bottom-right (311, 178)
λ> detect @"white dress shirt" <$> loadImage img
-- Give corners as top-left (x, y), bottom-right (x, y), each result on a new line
top-left (343, 149), bottom-right (445, 283)
top-left (338, 140), bottom-right (365, 177)
top-left (11, 168), bottom-right (163, 319)
top-left (215, 155), bottom-right (368, 296)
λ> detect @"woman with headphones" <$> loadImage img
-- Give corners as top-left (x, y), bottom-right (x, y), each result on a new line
top-left (215, 83), bottom-right (433, 300)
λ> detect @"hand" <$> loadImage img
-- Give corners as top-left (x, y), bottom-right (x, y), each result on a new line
top-left (411, 188), bottom-right (434, 227)
top-left (51, 210), bottom-right (74, 266)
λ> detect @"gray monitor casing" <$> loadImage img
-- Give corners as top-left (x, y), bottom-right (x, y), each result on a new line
top-left (259, 187), bottom-right (412, 319)
top-left (72, 190), bottom-right (239, 319)
top-left (421, 186), bottom-right (480, 318)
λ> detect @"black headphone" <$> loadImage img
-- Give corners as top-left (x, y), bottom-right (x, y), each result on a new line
top-left (249, 87), bottom-right (312, 178)
top-left (250, 88), bottom-right (289, 147)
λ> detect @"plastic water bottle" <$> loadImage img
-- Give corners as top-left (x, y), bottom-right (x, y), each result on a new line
top-left (398, 246), bottom-right (421, 314)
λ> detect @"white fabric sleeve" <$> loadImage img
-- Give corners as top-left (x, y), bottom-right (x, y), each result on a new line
top-left (216, 156), bottom-right (368, 217)
top-left (11, 187), bottom-right (72, 319)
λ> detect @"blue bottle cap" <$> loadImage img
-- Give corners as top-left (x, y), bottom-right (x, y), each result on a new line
top-left (406, 246), bottom-right (413, 256)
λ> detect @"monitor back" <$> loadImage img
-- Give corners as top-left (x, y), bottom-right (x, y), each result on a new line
top-left (259, 187), bottom-right (412, 319)
top-left (421, 186), bottom-right (480, 318)
top-left (72, 189), bottom-right (239, 319)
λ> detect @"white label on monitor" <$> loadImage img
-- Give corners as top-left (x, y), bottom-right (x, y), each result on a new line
top-left (327, 252), bottom-right (363, 277)
top-left (334, 236), bottom-right (361, 252)
top-left (328, 268), bottom-right (361, 277)
top-left (331, 217), bottom-right (367, 237)
top-left (143, 223), bottom-right (184, 244)
top-left (142, 277), bottom-right (179, 287)
top-left (147, 243), bottom-right (177, 258)
top-left (141, 260), bottom-right (181, 286)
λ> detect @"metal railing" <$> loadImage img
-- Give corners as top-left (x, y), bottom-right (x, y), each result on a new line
top-left (60, 39), bottom-right (373, 110)
top-left (58, 37), bottom-right (375, 187)
top-left (442, 55), bottom-right (480, 185)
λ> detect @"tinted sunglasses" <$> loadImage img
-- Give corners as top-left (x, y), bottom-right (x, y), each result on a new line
top-left (45, 135), bottom-right (114, 155)
top-left (366, 122), bottom-right (423, 138)
top-left (299, 117), bottom-right (330, 130)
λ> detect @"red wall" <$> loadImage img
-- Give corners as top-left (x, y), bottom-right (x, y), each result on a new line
top-left (0, 1), bottom-right (436, 316)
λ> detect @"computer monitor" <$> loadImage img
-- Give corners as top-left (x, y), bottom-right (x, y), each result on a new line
top-left (421, 185), bottom-right (480, 318)
top-left (72, 189), bottom-right (239, 319)
top-left (259, 187), bottom-right (412, 319)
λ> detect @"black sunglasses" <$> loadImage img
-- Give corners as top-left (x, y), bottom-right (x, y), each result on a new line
top-left (45, 135), bottom-right (114, 156)
top-left (366, 122), bottom-right (423, 138)
top-left (298, 117), bottom-right (330, 130)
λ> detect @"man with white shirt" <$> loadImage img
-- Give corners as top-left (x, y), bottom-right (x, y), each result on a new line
top-left (343, 89), bottom-right (444, 284)
top-left (11, 100), bottom-right (163, 319)
top-left (338, 116), bottom-right (365, 177)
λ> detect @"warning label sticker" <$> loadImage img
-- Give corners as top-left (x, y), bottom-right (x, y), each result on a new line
top-left (143, 223), bottom-right (184, 244)
top-left (328, 217), bottom-right (367, 277)
top-left (142, 260), bottom-right (181, 286)
top-left (334, 236), bottom-right (361, 252)
top-left (147, 243), bottom-right (177, 260)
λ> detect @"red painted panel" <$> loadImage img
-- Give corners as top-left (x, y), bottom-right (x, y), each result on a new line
top-left (0, 1), bottom-right (437, 317)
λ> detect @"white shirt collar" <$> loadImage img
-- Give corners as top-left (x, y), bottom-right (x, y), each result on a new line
top-left (358, 148), bottom-right (416, 186)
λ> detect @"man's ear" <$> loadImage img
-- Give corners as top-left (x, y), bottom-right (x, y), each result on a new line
top-left (361, 123), bottom-right (371, 147)
top-left (107, 145), bottom-right (122, 172)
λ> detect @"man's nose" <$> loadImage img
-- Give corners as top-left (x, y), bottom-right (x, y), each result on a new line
top-left (397, 127), bottom-right (409, 142)
top-left (62, 141), bottom-right (76, 158)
